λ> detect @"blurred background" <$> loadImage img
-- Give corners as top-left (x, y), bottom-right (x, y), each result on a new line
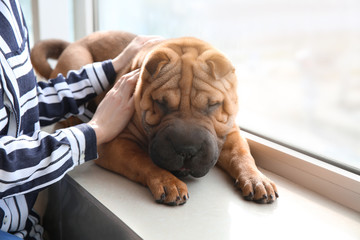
top-left (22, 0), bottom-right (360, 173)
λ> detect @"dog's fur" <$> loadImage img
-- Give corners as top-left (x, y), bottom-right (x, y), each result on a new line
top-left (31, 31), bottom-right (278, 205)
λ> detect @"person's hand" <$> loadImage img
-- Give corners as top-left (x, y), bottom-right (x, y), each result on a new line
top-left (88, 69), bottom-right (140, 145)
top-left (112, 35), bottom-right (164, 73)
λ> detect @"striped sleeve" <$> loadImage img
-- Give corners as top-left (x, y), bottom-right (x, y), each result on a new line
top-left (37, 60), bottom-right (116, 126)
top-left (0, 123), bottom-right (97, 199)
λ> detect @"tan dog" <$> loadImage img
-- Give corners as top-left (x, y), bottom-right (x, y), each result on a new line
top-left (31, 31), bottom-right (278, 205)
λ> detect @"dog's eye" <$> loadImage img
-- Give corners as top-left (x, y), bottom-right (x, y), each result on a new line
top-left (155, 100), bottom-right (168, 112)
top-left (207, 101), bottom-right (222, 113)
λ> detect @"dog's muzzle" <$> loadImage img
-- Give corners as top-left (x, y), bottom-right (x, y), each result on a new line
top-left (149, 119), bottom-right (219, 178)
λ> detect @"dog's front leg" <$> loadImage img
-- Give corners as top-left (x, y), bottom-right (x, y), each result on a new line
top-left (96, 136), bottom-right (189, 206)
top-left (217, 127), bottom-right (279, 203)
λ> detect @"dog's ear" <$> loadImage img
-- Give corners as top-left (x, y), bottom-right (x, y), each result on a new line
top-left (206, 55), bottom-right (235, 80)
top-left (145, 51), bottom-right (170, 79)
top-left (198, 49), bottom-right (234, 79)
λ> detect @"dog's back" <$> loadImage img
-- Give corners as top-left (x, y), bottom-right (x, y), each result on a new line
top-left (31, 31), bottom-right (137, 79)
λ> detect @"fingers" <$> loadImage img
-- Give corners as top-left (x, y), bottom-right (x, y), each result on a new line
top-left (89, 69), bottom-right (141, 145)
top-left (112, 35), bottom-right (164, 73)
top-left (113, 69), bottom-right (140, 98)
top-left (115, 68), bottom-right (139, 83)
top-left (126, 35), bottom-right (164, 55)
top-left (121, 68), bottom-right (140, 79)
top-left (115, 69), bottom-right (140, 86)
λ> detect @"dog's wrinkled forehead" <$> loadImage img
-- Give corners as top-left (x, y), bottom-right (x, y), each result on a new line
top-left (137, 37), bottom-right (238, 134)
top-left (142, 37), bottom-right (235, 82)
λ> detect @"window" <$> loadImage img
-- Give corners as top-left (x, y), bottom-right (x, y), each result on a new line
top-left (21, 0), bottom-right (75, 47)
top-left (97, 0), bottom-right (360, 174)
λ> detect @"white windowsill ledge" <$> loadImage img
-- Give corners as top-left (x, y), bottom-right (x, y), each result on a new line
top-left (242, 130), bottom-right (360, 212)
top-left (65, 136), bottom-right (360, 240)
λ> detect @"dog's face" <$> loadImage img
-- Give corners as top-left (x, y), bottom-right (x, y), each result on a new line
top-left (134, 38), bottom-right (238, 178)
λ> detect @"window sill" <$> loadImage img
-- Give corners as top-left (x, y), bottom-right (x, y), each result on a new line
top-left (242, 130), bottom-right (360, 212)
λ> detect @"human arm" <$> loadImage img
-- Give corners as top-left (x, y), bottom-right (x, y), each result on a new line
top-left (0, 65), bottom-right (97, 199)
top-left (0, 69), bottom-right (142, 199)
top-left (0, 67), bottom-right (139, 199)
top-left (0, 122), bottom-right (97, 199)
top-left (37, 35), bottom-right (162, 126)
top-left (37, 60), bottom-right (116, 126)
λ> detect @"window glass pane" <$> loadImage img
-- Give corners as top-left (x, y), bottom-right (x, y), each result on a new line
top-left (19, 0), bottom-right (34, 47)
top-left (21, 0), bottom-right (75, 44)
top-left (97, 0), bottom-right (360, 173)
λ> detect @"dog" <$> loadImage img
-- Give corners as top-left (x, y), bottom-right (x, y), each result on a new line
top-left (31, 31), bottom-right (278, 205)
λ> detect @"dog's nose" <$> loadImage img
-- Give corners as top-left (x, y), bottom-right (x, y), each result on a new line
top-left (150, 118), bottom-right (219, 178)
top-left (177, 146), bottom-right (198, 160)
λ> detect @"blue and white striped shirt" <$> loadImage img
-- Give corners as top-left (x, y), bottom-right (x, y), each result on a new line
top-left (0, 0), bottom-right (116, 238)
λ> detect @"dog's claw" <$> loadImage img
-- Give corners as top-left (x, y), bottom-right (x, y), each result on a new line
top-left (254, 194), bottom-right (268, 204)
top-left (244, 192), bottom-right (254, 201)
top-left (156, 193), bottom-right (166, 203)
top-left (234, 179), bottom-right (240, 187)
top-left (267, 195), bottom-right (275, 204)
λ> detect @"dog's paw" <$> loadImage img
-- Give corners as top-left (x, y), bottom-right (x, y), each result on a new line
top-left (234, 171), bottom-right (279, 204)
top-left (147, 173), bottom-right (189, 206)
